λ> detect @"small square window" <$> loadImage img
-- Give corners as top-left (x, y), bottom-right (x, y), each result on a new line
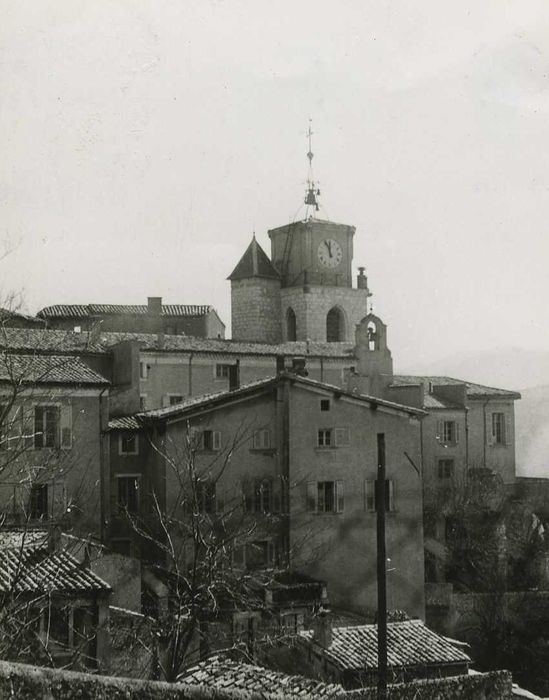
top-left (117, 475), bottom-right (140, 514)
top-left (139, 362), bottom-right (148, 380)
top-left (320, 399), bottom-right (331, 412)
top-left (29, 484), bottom-right (48, 520)
top-left (215, 364), bottom-right (232, 379)
top-left (169, 395), bottom-right (184, 406)
top-left (119, 433), bottom-right (139, 455)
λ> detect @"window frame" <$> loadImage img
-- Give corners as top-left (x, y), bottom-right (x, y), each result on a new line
top-left (29, 483), bottom-right (49, 520)
top-left (491, 412), bottom-right (506, 445)
top-left (317, 428), bottom-right (332, 447)
top-left (252, 429), bottom-right (271, 450)
top-left (306, 480), bottom-right (345, 514)
top-left (365, 479), bottom-right (395, 512)
top-left (437, 459), bottom-right (455, 480)
top-left (116, 474), bottom-right (140, 514)
top-left (437, 419), bottom-right (459, 446)
top-left (118, 432), bottom-right (139, 456)
top-left (214, 363), bottom-right (232, 380)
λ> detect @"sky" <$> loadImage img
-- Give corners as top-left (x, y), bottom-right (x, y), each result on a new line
top-left (2, 0), bottom-right (549, 371)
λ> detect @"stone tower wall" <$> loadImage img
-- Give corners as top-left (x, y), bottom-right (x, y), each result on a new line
top-left (280, 286), bottom-right (370, 342)
top-left (231, 277), bottom-right (282, 343)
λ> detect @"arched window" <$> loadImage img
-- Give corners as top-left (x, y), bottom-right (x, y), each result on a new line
top-left (286, 307), bottom-right (297, 342)
top-left (326, 307), bottom-right (345, 342)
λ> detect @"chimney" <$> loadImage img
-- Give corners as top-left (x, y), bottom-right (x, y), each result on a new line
top-left (276, 355), bottom-right (286, 374)
top-left (147, 297), bottom-right (162, 315)
top-left (357, 267), bottom-right (368, 290)
top-left (229, 360), bottom-right (240, 391)
top-left (291, 357), bottom-right (308, 377)
top-left (312, 607), bottom-right (332, 648)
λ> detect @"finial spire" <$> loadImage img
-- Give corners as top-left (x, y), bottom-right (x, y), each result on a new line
top-left (304, 118), bottom-right (320, 217)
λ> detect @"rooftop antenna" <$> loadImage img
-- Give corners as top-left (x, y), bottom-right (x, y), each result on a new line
top-left (304, 119), bottom-right (321, 218)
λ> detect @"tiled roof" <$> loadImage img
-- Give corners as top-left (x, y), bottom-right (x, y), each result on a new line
top-left (37, 304), bottom-right (214, 318)
top-left (0, 530), bottom-right (49, 549)
top-left (181, 656), bottom-right (342, 697)
top-left (0, 328), bottom-right (107, 354)
top-left (138, 374), bottom-right (425, 423)
top-left (300, 620), bottom-right (470, 672)
top-left (99, 333), bottom-right (355, 358)
top-left (0, 354), bottom-right (109, 385)
top-left (228, 237), bottom-right (281, 281)
top-left (0, 327), bottom-right (355, 359)
top-left (0, 308), bottom-right (44, 324)
top-left (392, 375), bottom-right (521, 400)
top-left (108, 415), bottom-right (142, 431)
top-left (0, 546), bottom-right (111, 594)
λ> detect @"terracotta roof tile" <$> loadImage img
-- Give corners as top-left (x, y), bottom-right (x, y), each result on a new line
top-left (0, 546), bottom-right (111, 594)
top-left (392, 375), bottom-right (520, 401)
top-left (299, 620), bottom-right (470, 672)
top-left (0, 354), bottom-right (109, 385)
top-left (37, 304), bottom-right (214, 318)
top-left (108, 415), bottom-right (142, 431)
top-left (181, 656), bottom-right (341, 697)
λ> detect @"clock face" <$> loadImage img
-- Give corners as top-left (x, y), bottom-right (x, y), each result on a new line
top-left (318, 239), bottom-right (343, 268)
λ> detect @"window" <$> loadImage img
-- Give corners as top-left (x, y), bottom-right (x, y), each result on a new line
top-left (437, 420), bottom-right (459, 445)
top-left (286, 308), bottom-right (297, 342)
top-left (437, 459), bottom-right (454, 479)
top-left (215, 364), bottom-right (232, 379)
top-left (243, 479), bottom-right (279, 514)
top-left (169, 395), bottom-right (184, 406)
top-left (306, 481), bottom-right (345, 513)
top-left (365, 480), bottom-right (395, 512)
top-left (233, 540), bottom-right (276, 570)
top-left (320, 399), bottom-right (331, 412)
top-left (34, 406), bottom-right (59, 448)
top-left (326, 307), bottom-right (345, 343)
top-left (198, 430), bottom-right (221, 452)
top-left (253, 429), bottom-right (271, 450)
top-left (29, 484), bottom-right (48, 520)
top-left (117, 476), bottom-right (140, 514)
top-left (119, 433), bottom-right (139, 455)
top-left (491, 412), bottom-right (506, 445)
top-left (196, 480), bottom-right (216, 514)
top-left (139, 362), bottom-right (148, 380)
top-left (317, 427), bottom-right (349, 447)
top-left (317, 429), bottom-right (332, 447)
top-left (280, 613), bottom-right (302, 634)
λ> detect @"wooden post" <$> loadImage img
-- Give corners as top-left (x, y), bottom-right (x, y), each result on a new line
top-left (376, 432), bottom-right (388, 698)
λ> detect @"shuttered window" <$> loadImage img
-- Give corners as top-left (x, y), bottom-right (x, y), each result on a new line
top-left (365, 479), bottom-right (395, 512)
top-left (306, 481), bottom-right (345, 513)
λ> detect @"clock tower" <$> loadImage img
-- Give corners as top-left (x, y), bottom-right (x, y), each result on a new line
top-left (229, 124), bottom-right (373, 343)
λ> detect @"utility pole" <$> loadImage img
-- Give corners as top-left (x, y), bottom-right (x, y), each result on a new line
top-left (376, 432), bottom-right (388, 698)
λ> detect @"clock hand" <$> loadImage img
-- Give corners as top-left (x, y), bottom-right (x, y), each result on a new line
top-left (326, 240), bottom-right (332, 257)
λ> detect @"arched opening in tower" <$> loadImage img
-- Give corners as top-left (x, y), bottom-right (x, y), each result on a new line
top-left (286, 307), bottom-right (297, 342)
top-left (326, 307), bottom-right (345, 343)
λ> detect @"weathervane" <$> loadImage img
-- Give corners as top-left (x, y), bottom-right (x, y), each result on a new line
top-left (304, 119), bottom-right (321, 216)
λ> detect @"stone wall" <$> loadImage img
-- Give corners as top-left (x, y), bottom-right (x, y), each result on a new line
top-left (231, 278), bottom-right (282, 343)
top-left (280, 286), bottom-right (370, 342)
top-left (0, 661), bottom-right (512, 699)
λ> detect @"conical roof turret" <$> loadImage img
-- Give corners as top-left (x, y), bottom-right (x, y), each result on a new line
top-left (228, 235), bottom-right (280, 281)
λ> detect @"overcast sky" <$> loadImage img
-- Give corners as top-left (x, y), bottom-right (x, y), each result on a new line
top-left (2, 1), bottom-right (549, 370)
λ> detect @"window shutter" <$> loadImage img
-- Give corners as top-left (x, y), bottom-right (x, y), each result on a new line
top-left (336, 481), bottom-right (345, 512)
top-left (486, 413), bottom-right (495, 446)
top-left (505, 414), bottom-right (512, 446)
top-left (242, 480), bottom-right (253, 513)
top-left (161, 395), bottom-right (170, 408)
top-left (436, 420), bottom-right (444, 441)
top-left (386, 480), bottom-right (394, 511)
top-left (335, 428), bottom-right (350, 446)
top-left (213, 431), bottom-right (222, 451)
top-left (455, 422), bottom-right (460, 444)
top-left (306, 482), bottom-right (317, 513)
top-left (365, 480), bottom-right (375, 511)
top-left (253, 430), bottom-right (260, 449)
top-left (60, 405), bottom-right (72, 450)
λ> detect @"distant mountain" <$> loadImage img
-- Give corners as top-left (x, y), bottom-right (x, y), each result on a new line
top-left (398, 347), bottom-right (549, 478)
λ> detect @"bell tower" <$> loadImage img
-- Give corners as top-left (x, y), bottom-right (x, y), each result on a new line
top-left (229, 123), bottom-right (373, 344)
